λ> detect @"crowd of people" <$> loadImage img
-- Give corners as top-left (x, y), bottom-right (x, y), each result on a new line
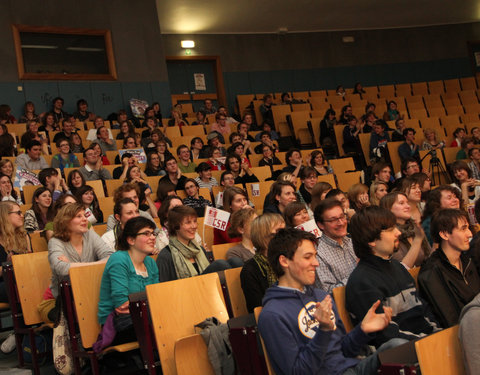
top-left (0, 92), bottom-right (479, 375)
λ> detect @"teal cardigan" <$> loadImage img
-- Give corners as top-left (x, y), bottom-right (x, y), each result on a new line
top-left (98, 250), bottom-right (159, 324)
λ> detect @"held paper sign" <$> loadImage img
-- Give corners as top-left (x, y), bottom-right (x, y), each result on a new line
top-left (204, 206), bottom-right (230, 231)
top-left (13, 167), bottom-right (40, 190)
top-left (118, 148), bottom-right (147, 163)
top-left (296, 219), bottom-right (322, 238)
top-left (250, 183), bottom-right (260, 197)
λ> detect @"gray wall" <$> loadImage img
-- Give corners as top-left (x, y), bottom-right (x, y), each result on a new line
top-left (163, 22), bottom-right (480, 72)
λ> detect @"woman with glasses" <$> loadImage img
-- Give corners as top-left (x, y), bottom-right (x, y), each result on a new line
top-left (51, 138), bottom-right (80, 172)
top-left (97, 217), bottom-right (159, 345)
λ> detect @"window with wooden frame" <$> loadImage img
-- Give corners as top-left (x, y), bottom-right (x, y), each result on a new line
top-left (12, 24), bottom-right (117, 80)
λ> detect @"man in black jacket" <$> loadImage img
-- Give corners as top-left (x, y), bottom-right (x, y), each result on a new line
top-left (346, 206), bottom-right (439, 347)
top-left (418, 209), bottom-right (480, 328)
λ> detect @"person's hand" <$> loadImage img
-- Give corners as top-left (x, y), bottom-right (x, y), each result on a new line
top-left (0, 183), bottom-right (10, 197)
top-left (422, 169), bottom-right (431, 178)
top-left (58, 255), bottom-right (69, 263)
top-left (360, 300), bottom-right (392, 334)
top-left (358, 193), bottom-right (370, 207)
top-left (60, 178), bottom-right (68, 191)
top-left (115, 301), bottom-right (129, 315)
top-left (313, 295), bottom-right (336, 331)
top-left (105, 138), bottom-right (113, 145)
top-left (244, 140), bottom-right (251, 149)
top-left (151, 246), bottom-right (161, 255)
top-left (413, 222), bottom-right (425, 242)
top-left (122, 157), bottom-right (129, 167)
top-left (306, 153), bottom-right (312, 165)
top-left (54, 177), bottom-right (61, 191)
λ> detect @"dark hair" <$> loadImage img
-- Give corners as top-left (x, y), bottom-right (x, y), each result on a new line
top-left (117, 217), bottom-right (156, 251)
top-left (67, 169), bottom-right (86, 195)
top-left (313, 198), bottom-right (343, 224)
top-left (402, 127), bottom-right (416, 137)
top-left (323, 108), bottom-right (336, 120)
top-left (156, 181), bottom-right (176, 203)
top-left (52, 96), bottom-right (64, 105)
top-left (226, 154), bottom-right (242, 171)
top-left (300, 166), bottom-right (317, 180)
top-left (453, 127), bottom-right (465, 137)
top-left (38, 168), bottom-right (59, 186)
top-left (0, 173), bottom-right (18, 201)
top-left (309, 150), bottom-right (325, 168)
top-left (325, 189), bottom-right (345, 200)
top-left (475, 198), bottom-right (480, 224)
top-left (220, 171), bottom-right (234, 184)
top-left (401, 157), bottom-right (419, 174)
top-left (25, 140), bottom-right (41, 152)
top-left (371, 161), bottom-right (392, 179)
top-left (114, 198), bottom-right (136, 217)
top-left (270, 181), bottom-right (296, 205)
top-left (422, 185), bottom-right (461, 220)
top-left (157, 195), bottom-right (183, 227)
top-left (146, 152), bottom-right (161, 172)
top-left (123, 135), bottom-right (137, 148)
top-left (284, 202), bottom-right (308, 227)
top-left (379, 191), bottom-right (408, 212)
top-left (268, 228), bottom-right (317, 278)
top-left (176, 144), bottom-right (189, 156)
top-left (164, 155), bottom-right (177, 167)
top-left (229, 132), bottom-right (241, 144)
top-left (285, 148), bottom-right (300, 165)
top-left (190, 137), bottom-right (204, 148)
top-left (350, 206), bottom-right (397, 259)
top-left (431, 209), bottom-right (469, 244)
top-left (74, 185), bottom-right (102, 222)
top-left (195, 162), bottom-right (211, 173)
top-left (82, 145), bottom-right (97, 157)
top-left (51, 193), bottom-right (78, 217)
top-left (451, 160), bottom-right (472, 184)
top-left (31, 187), bottom-right (55, 229)
top-left (76, 99), bottom-right (87, 108)
top-left (167, 205), bottom-right (198, 237)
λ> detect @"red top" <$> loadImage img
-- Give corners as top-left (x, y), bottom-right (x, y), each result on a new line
top-left (213, 221), bottom-right (241, 245)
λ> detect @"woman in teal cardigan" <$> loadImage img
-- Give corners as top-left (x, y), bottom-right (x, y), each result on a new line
top-left (98, 216), bottom-right (159, 344)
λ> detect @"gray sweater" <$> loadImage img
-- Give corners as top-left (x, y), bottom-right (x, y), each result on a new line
top-left (459, 292), bottom-right (480, 375)
top-left (48, 230), bottom-right (113, 297)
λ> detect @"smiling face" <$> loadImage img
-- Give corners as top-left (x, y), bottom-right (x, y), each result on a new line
top-left (176, 215), bottom-right (198, 244)
top-left (35, 190), bottom-right (52, 208)
top-left (276, 185), bottom-right (297, 209)
top-left (440, 190), bottom-right (460, 209)
top-left (0, 161), bottom-right (13, 177)
top-left (27, 145), bottom-right (42, 161)
top-left (129, 226), bottom-right (157, 253)
top-left (454, 168), bottom-right (469, 183)
top-left (440, 217), bottom-right (472, 252)
top-left (407, 183), bottom-right (422, 203)
top-left (292, 208), bottom-right (310, 227)
top-left (317, 206), bottom-right (348, 240)
top-left (281, 239), bottom-right (319, 289)
top-left (390, 194), bottom-right (411, 222)
top-left (82, 190), bottom-right (94, 206)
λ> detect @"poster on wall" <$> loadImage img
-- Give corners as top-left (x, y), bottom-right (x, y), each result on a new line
top-left (194, 73), bottom-right (206, 91)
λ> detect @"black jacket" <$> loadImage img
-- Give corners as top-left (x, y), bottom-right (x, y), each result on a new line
top-left (418, 248), bottom-right (480, 328)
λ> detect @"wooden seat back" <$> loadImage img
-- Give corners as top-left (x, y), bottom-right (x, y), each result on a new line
top-left (30, 232), bottom-right (48, 252)
top-left (415, 325), bottom-right (465, 375)
top-left (254, 307), bottom-right (276, 375)
top-left (329, 157), bottom-right (355, 174)
top-left (225, 267), bottom-right (248, 318)
top-left (211, 242), bottom-right (236, 261)
top-left (175, 334), bottom-right (215, 375)
top-left (11, 252), bottom-right (51, 325)
top-left (335, 171), bottom-right (362, 192)
top-left (69, 262), bottom-right (106, 348)
top-left (146, 273), bottom-right (228, 375)
top-left (332, 286), bottom-right (354, 333)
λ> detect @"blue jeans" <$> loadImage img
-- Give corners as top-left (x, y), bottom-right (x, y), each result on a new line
top-left (343, 338), bottom-right (410, 375)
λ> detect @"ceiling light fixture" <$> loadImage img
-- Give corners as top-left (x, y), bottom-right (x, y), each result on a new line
top-left (181, 40), bottom-right (195, 48)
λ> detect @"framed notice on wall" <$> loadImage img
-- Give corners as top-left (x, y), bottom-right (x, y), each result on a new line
top-left (194, 73), bottom-right (206, 91)
top-left (467, 41), bottom-right (480, 74)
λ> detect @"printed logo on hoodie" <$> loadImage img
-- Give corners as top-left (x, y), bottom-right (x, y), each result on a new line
top-left (297, 301), bottom-right (319, 338)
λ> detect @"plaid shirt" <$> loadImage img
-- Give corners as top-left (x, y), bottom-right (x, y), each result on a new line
top-left (315, 234), bottom-right (357, 293)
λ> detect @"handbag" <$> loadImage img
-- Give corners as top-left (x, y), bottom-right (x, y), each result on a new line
top-left (52, 310), bottom-right (74, 375)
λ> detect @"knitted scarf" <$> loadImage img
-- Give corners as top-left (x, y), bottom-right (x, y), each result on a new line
top-left (253, 253), bottom-right (277, 286)
top-left (169, 236), bottom-right (211, 279)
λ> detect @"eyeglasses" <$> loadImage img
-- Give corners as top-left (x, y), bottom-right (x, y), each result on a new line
top-left (9, 210), bottom-right (23, 216)
top-left (136, 231), bottom-right (158, 238)
top-left (323, 214), bottom-right (347, 223)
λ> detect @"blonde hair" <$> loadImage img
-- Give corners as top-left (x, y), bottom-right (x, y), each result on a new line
top-left (0, 202), bottom-right (28, 254)
top-left (250, 213), bottom-right (285, 254)
top-left (369, 181), bottom-right (388, 206)
top-left (53, 203), bottom-right (85, 242)
top-left (423, 128), bottom-right (438, 139)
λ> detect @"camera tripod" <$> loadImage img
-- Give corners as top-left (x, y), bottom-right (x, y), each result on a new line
top-left (421, 148), bottom-right (450, 186)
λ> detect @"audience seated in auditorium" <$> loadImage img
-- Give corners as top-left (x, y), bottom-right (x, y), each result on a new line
top-left (218, 106), bottom-right (238, 125)
top-left (156, 205), bottom-right (235, 282)
top-left (472, 127), bottom-right (480, 145)
top-left (451, 161), bottom-right (480, 205)
top-left (371, 161), bottom-right (394, 191)
top-left (67, 169), bottom-right (86, 196)
top-left (78, 146), bottom-right (112, 181)
top-left (177, 144), bottom-right (197, 174)
top-left (44, 194), bottom-right (78, 241)
top-left (314, 198), bottom-right (356, 292)
top-left (342, 116), bottom-right (366, 169)
top-left (226, 207), bottom-right (257, 263)
top-left (419, 209), bottom-right (480, 328)
top-left (319, 108), bottom-right (337, 152)
top-left (396, 177), bottom-right (424, 224)
top-left (51, 138), bottom-right (80, 172)
top-left (190, 136), bottom-right (206, 160)
top-left (0, 124), bottom-right (15, 158)
top-left (75, 185), bottom-right (104, 224)
top-left (347, 206), bottom-right (440, 348)
top-left (24, 187), bottom-right (54, 233)
top-left (240, 213), bottom-right (285, 313)
top-left (398, 128), bottom-right (420, 163)
top-left (0, 174), bottom-right (21, 205)
top-left (53, 118), bottom-right (78, 145)
top-left (167, 109), bottom-right (188, 129)
top-left (51, 97), bottom-right (66, 124)
top-left (258, 228), bottom-right (396, 375)
top-left (255, 122), bottom-right (279, 142)
top-left (21, 120), bottom-right (49, 154)
top-left (73, 98), bottom-right (95, 122)
top-left (380, 192), bottom-right (430, 268)
top-left (225, 154), bottom-right (259, 186)
top-left (260, 94), bottom-right (275, 126)
top-left (206, 147), bottom-right (226, 171)
top-left (254, 131), bottom-right (278, 155)
top-left (282, 148), bottom-right (303, 178)
top-left (98, 216), bottom-right (159, 346)
top-left (40, 203), bottom-right (112, 323)
top-left (210, 113), bottom-right (231, 142)
top-left (451, 127), bottom-right (467, 147)
top-left (468, 147), bottom-right (480, 180)
top-left (191, 110), bottom-right (208, 126)
top-left (347, 183), bottom-right (371, 212)
top-left (19, 101), bottom-right (39, 123)
top-left (309, 150), bottom-right (331, 176)
top-left (283, 201), bottom-right (310, 228)
top-left (391, 117), bottom-right (406, 142)
top-left (106, 183), bottom-right (155, 231)
top-left (182, 178), bottom-right (213, 217)
top-left (93, 126), bottom-right (117, 154)
top-left (310, 181), bottom-right (333, 212)
top-left (457, 137), bottom-right (475, 160)
top-left (200, 98), bottom-right (217, 115)
top-left (338, 105), bottom-right (353, 125)
top-left (205, 132), bottom-right (227, 157)
top-left (369, 181), bottom-right (388, 206)
top-left (263, 180), bottom-right (297, 215)
top-left (325, 189), bottom-right (355, 221)
top-left (369, 120), bottom-right (390, 162)
top-left (258, 144), bottom-right (282, 175)
top-left (38, 167), bottom-right (69, 202)
top-left (228, 142), bottom-right (251, 167)
top-left (297, 167), bottom-right (317, 209)
top-left (384, 100), bottom-right (402, 122)
top-left (159, 156), bottom-right (187, 191)
top-left (194, 162), bottom-right (218, 191)
top-left (214, 186), bottom-right (248, 245)
top-left (16, 140), bottom-right (49, 171)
